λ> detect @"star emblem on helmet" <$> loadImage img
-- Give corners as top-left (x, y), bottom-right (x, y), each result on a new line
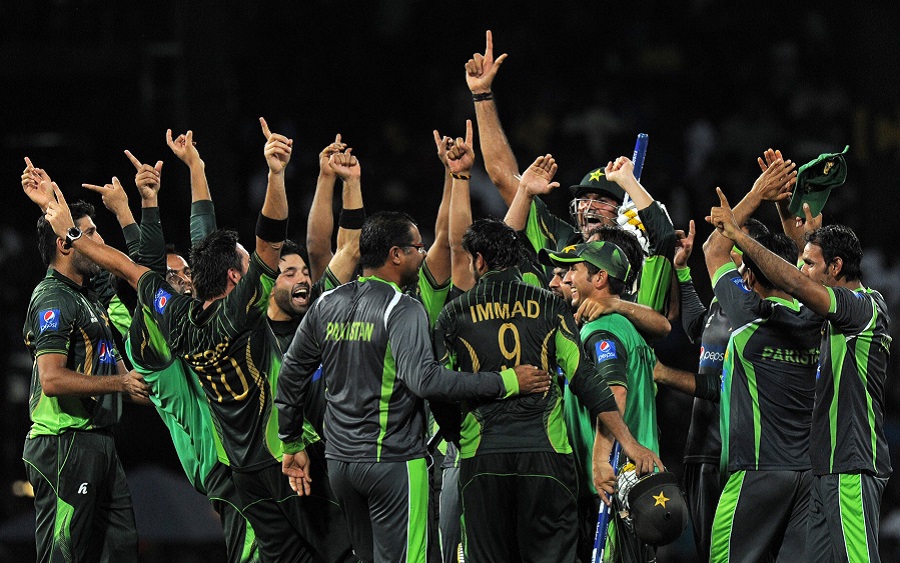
top-left (653, 491), bottom-right (669, 508)
top-left (589, 169), bottom-right (604, 182)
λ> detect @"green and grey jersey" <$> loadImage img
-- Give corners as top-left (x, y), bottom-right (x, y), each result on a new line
top-left (23, 268), bottom-right (123, 437)
top-left (581, 313), bottom-right (659, 456)
top-left (433, 268), bottom-right (617, 459)
top-left (415, 261), bottom-right (452, 328)
top-left (135, 253), bottom-right (317, 472)
top-left (813, 286), bottom-right (892, 477)
top-left (277, 276), bottom-right (519, 463)
top-left (713, 264), bottom-right (821, 473)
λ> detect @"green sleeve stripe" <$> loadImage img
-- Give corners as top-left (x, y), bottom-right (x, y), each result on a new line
top-left (499, 368), bottom-right (518, 398)
top-left (554, 329), bottom-right (582, 383)
top-left (421, 260), bottom-right (450, 290)
top-left (34, 349), bottom-right (68, 357)
top-left (838, 473), bottom-right (872, 562)
top-left (524, 201), bottom-right (549, 254)
top-left (712, 263), bottom-right (738, 287)
top-left (853, 320), bottom-right (879, 470)
top-left (676, 267), bottom-right (692, 283)
top-left (827, 286), bottom-right (837, 314)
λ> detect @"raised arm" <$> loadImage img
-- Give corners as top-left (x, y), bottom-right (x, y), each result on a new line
top-left (504, 154), bottom-right (561, 232)
top-left (327, 148), bottom-right (363, 284)
top-left (258, 117), bottom-right (290, 270)
top-left (41, 182), bottom-right (150, 289)
top-left (446, 120), bottom-right (477, 290)
top-left (708, 188), bottom-right (832, 315)
top-left (166, 129), bottom-right (210, 202)
top-left (466, 30), bottom-right (518, 205)
top-left (307, 134), bottom-right (346, 282)
top-left (425, 129), bottom-right (454, 286)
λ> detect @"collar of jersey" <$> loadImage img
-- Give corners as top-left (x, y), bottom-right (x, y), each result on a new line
top-left (477, 268), bottom-right (522, 285)
top-left (47, 266), bottom-right (90, 293)
top-left (765, 295), bottom-right (801, 311)
top-left (358, 275), bottom-right (401, 292)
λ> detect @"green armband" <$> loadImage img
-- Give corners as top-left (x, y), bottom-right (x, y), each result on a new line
top-left (676, 267), bottom-right (691, 283)
top-left (281, 441), bottom-right (307, 455)
top-left (499, 368), bottom-right (519, 398)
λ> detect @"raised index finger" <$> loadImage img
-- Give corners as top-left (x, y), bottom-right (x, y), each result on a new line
top-left (485, 29), bottom-right (493, 56)
top-left (465, 119), bottom-right (473, 146)
top-left (24, 157), bottom-right (35, 171)
top-left (259, 117), bottom-right (272, 139)
top-left (81, 183), bottom-right (109, 194)
top-left (716, 186), bottom-right (730, 207)
top-left (124, 150), bottom-right (143, 170)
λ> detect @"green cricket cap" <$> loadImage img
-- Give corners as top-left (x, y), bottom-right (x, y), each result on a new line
top-left (569, 167), bottom-right (626, 203)
top-left (541, 241), bottom-right (631, 282)
top-left (787, 145), bottom-right (849, 219)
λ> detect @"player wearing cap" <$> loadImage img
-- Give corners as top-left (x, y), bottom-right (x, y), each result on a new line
top-left (545, 239), bottom-right (660, 562)
top-left (432, 219), bottom-right (661, 562)
top-left (709, 188), bottom-right (891, 561)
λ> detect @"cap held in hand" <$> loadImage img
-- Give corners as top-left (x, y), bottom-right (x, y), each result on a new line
top-left (787, 145), bottom-right (849, 219)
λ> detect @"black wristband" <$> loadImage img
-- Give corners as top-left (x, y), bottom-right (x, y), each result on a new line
top-left (339, 207), bottom-right (366, 230)
top-left (256, 214), bottom-right (288, 242)
top-left (450, 172), bottom-right (471, 180)
top-left (472, 91), bottom-right (494, 102)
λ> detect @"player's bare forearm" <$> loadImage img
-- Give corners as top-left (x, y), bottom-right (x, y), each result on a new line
top-left (426, 174), bottom-right (453, 285)
top-left (613, 299), bottom-right (670, 341)
top-left (473, 100), bottom-right (520, 205)
top-left (732, 229), bottom-right (832, 315)
top-left (71, 237), bottom-right (148, 289)
top-left (449, 177), bottom-right (475, 290)
top-left (503, 184), bottom-right (533, 232)
top-left (38, 354), bottom-right (130, 398)
top-left (653, 361), bottom-right (697, 396)
top-left (307, 172), bottom-right (338, 282)
top-left (189, 160), bottom-right (212, 203)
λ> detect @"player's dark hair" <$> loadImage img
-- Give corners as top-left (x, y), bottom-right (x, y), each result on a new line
top-left (587, 225), bottom-right (644, 288)
top-left (806, 224), bottom-right (863, 282)
top-left (742, 218), bottom-right (770, 240)
top-left (36, 200), bottom-right (95, 266)
top-left (190, 229), bottom-right (242, 302)
top-left (359, 211), bottom-right (417, 270)
top-left (280, 239), bottom-right (310, 271)
top-left (584, 262), bottom-right (626, 296)
top-left (462, 218), bottom-right (524, 272)
top-left (742, 233), bottom-right (797, 290)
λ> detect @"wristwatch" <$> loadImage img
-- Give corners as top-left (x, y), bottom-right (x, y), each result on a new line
top-left (64, 226), bottom-right (83, 249)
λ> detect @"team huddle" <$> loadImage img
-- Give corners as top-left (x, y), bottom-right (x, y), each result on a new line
top-left (20, 31), bottom-right (891, 563)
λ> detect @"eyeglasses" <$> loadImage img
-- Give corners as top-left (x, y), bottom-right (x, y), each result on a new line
top-left (401, 243), bottom-right (427, 254)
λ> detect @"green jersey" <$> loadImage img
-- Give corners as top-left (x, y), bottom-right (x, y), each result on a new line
top-left (434, 269), bottom-right (617, 459)
top-left (581, 312), bottom-right (659, 456)
top-left (813, 286), bottom-right (892, 477)
top-left (23, 268), bottom-right (123, 437)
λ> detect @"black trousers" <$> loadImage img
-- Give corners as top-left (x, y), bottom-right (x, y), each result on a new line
top-left (23, 430), bottom-right (138, 563)
top-left (459, 451), bottom-right (578, 563)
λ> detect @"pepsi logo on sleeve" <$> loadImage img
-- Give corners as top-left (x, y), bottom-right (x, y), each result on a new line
top-left (154, 288), bottom-right (172, 314)
top-left (595, 339), bottom-right (618, 362)
top-left (38, 309), bottom-right (60, 334)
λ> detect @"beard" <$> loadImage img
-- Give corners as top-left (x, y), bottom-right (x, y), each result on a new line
top-left (273, 284), bottom-right (310, 318)
top-left (72, 251), bottom-right (101, 279)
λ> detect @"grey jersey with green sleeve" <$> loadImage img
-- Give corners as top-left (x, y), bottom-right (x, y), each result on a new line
top-left (276, 276), bottom-right (520, 463)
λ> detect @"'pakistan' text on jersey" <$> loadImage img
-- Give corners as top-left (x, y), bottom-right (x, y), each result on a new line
top-left (433, 269), bottom-right (617, 459)
top-left (136, 253), bottom-right (317, 472)
top-left (277, 276), bottom-right (519, 463)
top-left (714, 264), bottom-right (821, 473)
top-left (813, 286), bottom-right (892, 478)
top-left (24, 268), bottom-right (123, 437)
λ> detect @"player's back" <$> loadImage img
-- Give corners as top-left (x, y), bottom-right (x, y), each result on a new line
top-left (436, 269), bottom-right (571, 458)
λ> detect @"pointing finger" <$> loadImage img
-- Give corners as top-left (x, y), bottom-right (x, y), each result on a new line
top-left (52, 182), bottom-right (66, 205)
top-left (24, 157), bottom-right (34, 171)
top-left (82, 183), bottom-right (108, 194)
top-left (259, 117), bottom-right (272, 139)
top-left (124, 150), bottom-right (143, 170)
top-left (155, 161), bottom-right (164, 174)
top-left (465, 119), bottom-right (473, 146)
top-left (165, 129), bottom-right (175, 148)
top-left (716, 186), bottom-right (730, 207)
top-left (485, 29), bottom-right (493, 56)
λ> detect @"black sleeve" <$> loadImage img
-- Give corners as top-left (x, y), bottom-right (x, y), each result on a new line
top-left (679, 279), bottom-right (709, 343)
top-left (137, 207), bottom-right (167, 275)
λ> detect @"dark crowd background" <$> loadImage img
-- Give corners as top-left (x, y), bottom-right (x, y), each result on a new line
top-left (2, 2), bottom-right (899, 561)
